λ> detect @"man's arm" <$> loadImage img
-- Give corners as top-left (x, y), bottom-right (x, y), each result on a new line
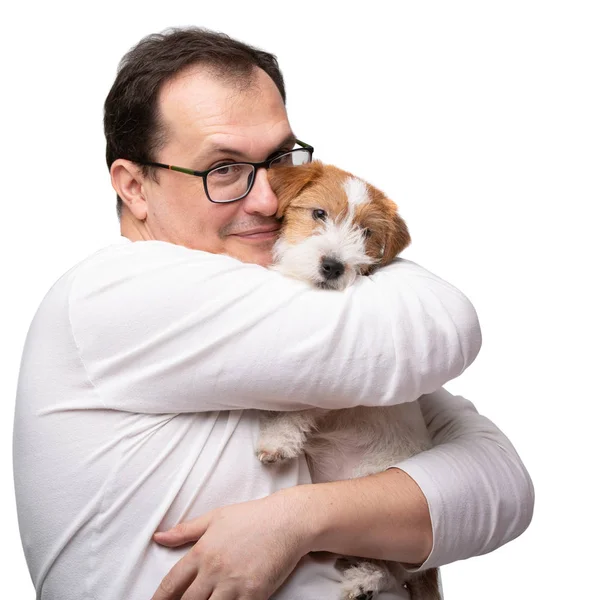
top-left (151, 469), bottom-right (431, 600)
top-left (274, 388), bottom-right (534, 567)
top-left (392, 388), bottom-right (535, 570)
top-left (282, 467), bottom-right (433, 565)
top-left (69, 242), bottom-right (481, 413)
top-left (152, 387), bottom-right (534, 599)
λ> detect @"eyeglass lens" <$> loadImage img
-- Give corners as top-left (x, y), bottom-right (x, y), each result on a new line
top-left (206, 148), bottom-right (311, 202)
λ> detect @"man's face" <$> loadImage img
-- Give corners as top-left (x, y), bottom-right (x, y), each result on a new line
top-left (140, 66), bottom-right (295, 266)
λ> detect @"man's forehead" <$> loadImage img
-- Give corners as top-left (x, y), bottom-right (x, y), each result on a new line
top-left (157, 65), bottom-right (292, 160)
top-left (202, 130), bottom-right (297, 157)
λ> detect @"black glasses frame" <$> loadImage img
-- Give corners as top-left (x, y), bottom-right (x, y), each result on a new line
top-left (136, 139), bottom-right (314, 204)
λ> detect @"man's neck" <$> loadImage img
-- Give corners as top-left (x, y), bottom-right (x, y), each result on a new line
top-left (120, 206), bottom-right (153, 242)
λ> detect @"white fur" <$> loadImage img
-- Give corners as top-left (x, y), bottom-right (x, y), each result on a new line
top-left (261, 172), bottom-right (440, 599)
top-left (256, 402), bottom-right (438, 599)
top-left (272, 217), bottom-right (374, 290)
top-left (339, 560), bottom-right (395, 600)
top-left (343, 177), bottom-right (370, 208)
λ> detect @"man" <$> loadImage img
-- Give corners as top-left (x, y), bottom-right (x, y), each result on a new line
top-left (13, 28), bottom-right (533, 600)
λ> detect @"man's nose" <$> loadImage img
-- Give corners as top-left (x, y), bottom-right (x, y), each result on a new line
top-left (242, 167), bottom-right (278, 216)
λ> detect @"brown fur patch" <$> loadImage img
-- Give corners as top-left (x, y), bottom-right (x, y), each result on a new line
top-left (405, 568), bottom-right (441, 600)
top-left (269, 161), bottom-right (411, 267)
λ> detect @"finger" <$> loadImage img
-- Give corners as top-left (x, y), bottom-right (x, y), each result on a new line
top-left (150, 559), bottom-right (198, 600)
top-left (180, 577), bottom-right (213, 600)
top-left (154, 515), bottom-right (211, 547)
top-left (206, 588), bottom-right (240, 600)
top-left (208, 578), bottom-right (266, 600)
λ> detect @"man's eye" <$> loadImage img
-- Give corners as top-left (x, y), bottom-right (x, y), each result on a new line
top-left (312, 209), bottom-right (327, 221)
top-left (212, 164), bottom-right (239, 176)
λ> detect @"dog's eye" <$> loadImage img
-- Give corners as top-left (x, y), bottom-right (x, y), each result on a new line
top-left (312, 209), bottom-right (327, 221)
top-left (363, 228), bottom-right (372, 238)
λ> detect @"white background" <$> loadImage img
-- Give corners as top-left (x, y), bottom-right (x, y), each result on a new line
top-left (2, 1), bottom-right (598, 598)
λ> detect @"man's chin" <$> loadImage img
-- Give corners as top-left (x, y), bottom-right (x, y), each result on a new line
top-left (225, 240), bottom-right (275, 268)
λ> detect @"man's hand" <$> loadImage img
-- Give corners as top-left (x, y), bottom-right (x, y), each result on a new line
top-left (151, 489), bottom-right (313, 600)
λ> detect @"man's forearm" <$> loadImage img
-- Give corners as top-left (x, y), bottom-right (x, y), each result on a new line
top-left (279, 468), bottom-right (433, 565)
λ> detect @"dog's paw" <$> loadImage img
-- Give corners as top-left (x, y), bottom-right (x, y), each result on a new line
top-left (256, 445), bottom-right (301, 464)
top-left (256, 430), bottom-right (307, 464)
top-left (339, 561), bottom-right (390, 600)
top-left (340, 575), bottom-right (375, 600)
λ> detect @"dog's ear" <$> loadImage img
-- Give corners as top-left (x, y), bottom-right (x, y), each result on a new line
top-left (380, 203), bottom-right (411, 266)
top-left (268, 161), bottom-right (324, 219)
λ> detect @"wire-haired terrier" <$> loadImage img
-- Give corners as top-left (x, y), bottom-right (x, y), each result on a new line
top-left (256, 161), bottom-right (441, 600)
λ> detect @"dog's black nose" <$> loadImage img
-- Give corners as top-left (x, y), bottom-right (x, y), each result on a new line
top-left (320, 257), bottom-right (345, 280)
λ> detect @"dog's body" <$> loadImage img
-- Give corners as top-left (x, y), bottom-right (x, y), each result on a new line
top-left (256, 162), bottom-right (441, 600)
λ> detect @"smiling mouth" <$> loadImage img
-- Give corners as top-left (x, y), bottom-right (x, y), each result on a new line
top-left (232, 228), bottom-right (280, 240)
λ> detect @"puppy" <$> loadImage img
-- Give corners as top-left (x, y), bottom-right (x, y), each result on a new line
top-left (269, 160), bottom-right (409, 289)
top-left (256, 161), bottom-right (441, 600)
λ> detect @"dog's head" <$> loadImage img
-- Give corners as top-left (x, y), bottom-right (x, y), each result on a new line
top-left (268, 161), bottom-right (410, 290)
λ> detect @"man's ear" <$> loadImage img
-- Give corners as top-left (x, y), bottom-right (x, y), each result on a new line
top-left (381, 203), bottom-right (411, 266)
top-left (268, 161), bottom-right (324, 219)
top-left (110, 159), bottom-right (148, 221)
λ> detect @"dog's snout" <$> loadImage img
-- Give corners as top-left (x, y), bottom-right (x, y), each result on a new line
top-left (320, 257), bottom-right (345, 281)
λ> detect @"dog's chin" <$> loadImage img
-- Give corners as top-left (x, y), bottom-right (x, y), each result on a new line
top-left (316, 280), bottom-right (339, 290)
top-left (315, 270), bottom-right (359, 291)
top-left (273, 236), bottom-right (370, 290)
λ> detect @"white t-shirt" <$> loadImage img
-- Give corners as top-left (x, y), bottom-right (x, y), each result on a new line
top-left (13, 237), bottom-right (533, 599)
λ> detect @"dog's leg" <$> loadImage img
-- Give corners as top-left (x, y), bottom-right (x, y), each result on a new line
top-left (336, 558), bottom-right (395, 600)
top-left (256, 409), bottom-right (326, 464)
top-left (405, 568), bottom-right (442, 600)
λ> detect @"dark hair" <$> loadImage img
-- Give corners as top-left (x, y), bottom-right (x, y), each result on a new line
top-left (104, 27), bottom-right (286, 218)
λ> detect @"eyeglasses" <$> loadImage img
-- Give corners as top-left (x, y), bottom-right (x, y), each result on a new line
top-left (136, 139), bottom-right (314, 204)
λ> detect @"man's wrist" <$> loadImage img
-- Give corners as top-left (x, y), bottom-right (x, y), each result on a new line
top-left (275, 469), bottom-right (433, 565)
top-left (272, 484), bottom-right (322, 557)
top-left (278, 482), bottom-right (328, 554)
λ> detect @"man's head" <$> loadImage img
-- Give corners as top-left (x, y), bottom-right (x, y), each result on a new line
top-left (105, 27), bottom-right (297, 266)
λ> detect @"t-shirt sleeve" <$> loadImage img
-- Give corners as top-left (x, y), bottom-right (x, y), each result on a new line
top-left (388, 387), bottom-right (535, 571)
top-left (68, 242), bottom-right (482, 413)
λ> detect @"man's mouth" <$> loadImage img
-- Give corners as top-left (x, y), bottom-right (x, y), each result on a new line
top-left (232, 226), bottom-right (281, 240)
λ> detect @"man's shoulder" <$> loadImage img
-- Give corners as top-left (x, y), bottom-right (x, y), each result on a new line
top-left (73, 237), bottom-right (187, 275)
top-left (34, 239), bottom-right (187, 315)
top-left (62, 238), bottom-right (218, 292)
top-left (61, 238), bottom-right (266, 322)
